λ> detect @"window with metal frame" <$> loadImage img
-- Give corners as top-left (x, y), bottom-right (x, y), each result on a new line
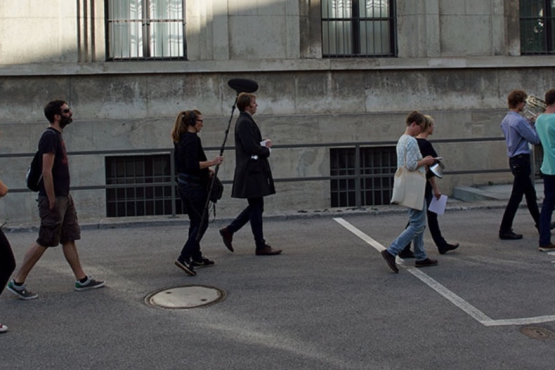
top-left (330, 146), bottom-right (396, 207)
top-left (106, 0), bottom-right (187, 60)
top-left (520, 0), bottom-right (555, 54)
top-left (105, 154), bottom-right (184, 217)
top-left (322, 0), bottom-right (396, 58)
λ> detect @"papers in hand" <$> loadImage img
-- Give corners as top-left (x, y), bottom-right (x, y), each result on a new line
top-left (428, 195), bottom-right (447, 215)
top-left (251, 140), bottom-right (271, 160)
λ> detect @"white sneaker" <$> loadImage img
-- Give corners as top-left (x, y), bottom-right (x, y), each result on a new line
top-left (0, 323), bottom-right (8, 333)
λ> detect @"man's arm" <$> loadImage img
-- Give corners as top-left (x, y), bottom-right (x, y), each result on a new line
top-left (42, 152), bottom-right (56, 209)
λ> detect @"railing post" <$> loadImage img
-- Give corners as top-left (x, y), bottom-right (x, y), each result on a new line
top-left (354, 144), bottom-right (362, 209)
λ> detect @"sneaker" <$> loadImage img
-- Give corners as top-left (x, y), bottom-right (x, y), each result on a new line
top-left (415, 258), bottom-right (438, 268)
top-left (0, 323), bottom-right (8, 333)
top-left (539, 244), bottom-right (555, 252)
top-left (175, 258), bottom-right (196, 276)
top-left (7, 280), bottom-right (38, 300)
top-left (75, 277), bottom-right (106, 291)
top-left (192, 257), bottom-right (215, 267)
top-left (381, 249), bottom-right (399, 273)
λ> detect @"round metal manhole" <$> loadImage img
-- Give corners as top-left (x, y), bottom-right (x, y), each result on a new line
top-left (520, 326), bottom-right (555, 340)
top-left (145, 285), bottom-right (226, 309)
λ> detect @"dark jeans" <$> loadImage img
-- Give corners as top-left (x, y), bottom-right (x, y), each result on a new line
top-left (499, 154), bottom-right (540, 233)
top-left (177, 182), bottom-right (209, 261)
top-left (539, 174), bottom-right (555, 246)
top-left (227, 197), bottom-right (266, 249)
top-left (0, 228), bottom-right (16, 295)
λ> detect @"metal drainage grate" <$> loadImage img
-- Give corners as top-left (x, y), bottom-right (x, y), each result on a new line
top-left (145, 285), bottom-right (227, 309)
top-left (520, 326), bottom-right (555, 340)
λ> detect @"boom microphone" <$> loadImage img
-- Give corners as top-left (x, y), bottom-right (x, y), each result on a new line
top-left (227, 78), bottom-right (259, 94)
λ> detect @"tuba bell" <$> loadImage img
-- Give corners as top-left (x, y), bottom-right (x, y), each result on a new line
top-left (524, 95), bottom-right (546, 121)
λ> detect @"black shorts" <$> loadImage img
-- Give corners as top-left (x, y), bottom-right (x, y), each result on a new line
top-left (36, 195), bottom-right (81, 247)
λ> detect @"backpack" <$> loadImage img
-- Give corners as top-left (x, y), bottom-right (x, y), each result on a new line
top-left (26, 150), bottom-right (42, 192)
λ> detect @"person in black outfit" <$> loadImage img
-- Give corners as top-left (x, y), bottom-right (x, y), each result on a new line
top-left (172, 110), bottom-right (223, 276)
top-left (399, 115), bottom-right (459, 258)
top-left (219, 93), bottom-right (281, 256)
top-left (0, 133), bottom-right (16, 332)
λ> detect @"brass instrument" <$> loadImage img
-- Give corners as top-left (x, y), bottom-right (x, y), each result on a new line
top-left (524, 95), bottom-right (546, 121)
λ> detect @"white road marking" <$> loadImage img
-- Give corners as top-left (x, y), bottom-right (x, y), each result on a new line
top-left (334, 217), bottom-right (555, 327)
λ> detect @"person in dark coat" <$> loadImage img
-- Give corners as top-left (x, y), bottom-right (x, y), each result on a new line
top-left (219, 93), bottom-right (281, 256)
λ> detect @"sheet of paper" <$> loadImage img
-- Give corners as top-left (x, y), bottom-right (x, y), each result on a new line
top-left (428, 194), bottom-right (447, 215)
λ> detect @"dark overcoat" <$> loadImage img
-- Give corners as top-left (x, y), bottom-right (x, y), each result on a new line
top-left (231, 111), bottom-right (276, 199)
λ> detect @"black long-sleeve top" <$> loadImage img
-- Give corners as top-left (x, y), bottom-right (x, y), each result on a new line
top-left (174, 132), bottom-right (209, 183)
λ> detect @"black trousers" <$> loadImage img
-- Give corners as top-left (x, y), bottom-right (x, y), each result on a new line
top-left (0, 228), bottom-right (16, 295)
top-left (499, 154), bottom-right (540, 233)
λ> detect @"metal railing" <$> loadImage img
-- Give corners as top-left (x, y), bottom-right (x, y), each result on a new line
top-left (0, 137), bottom-right (507, 216)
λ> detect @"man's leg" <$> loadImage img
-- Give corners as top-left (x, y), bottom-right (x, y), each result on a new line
top-left (12, 243), bottom-right (46, 284)
top-left (539, 175), bottom-right (555, 248)
top-left (248, 197), bottom-right (266, 249)
top-left (62, 241), bottom-right (86, 281)
top-left (499, 157), bottom-right (526, 237)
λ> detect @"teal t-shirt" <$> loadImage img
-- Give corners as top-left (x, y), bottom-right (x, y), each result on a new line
top-left (536, 113), bottom-right (555, 175)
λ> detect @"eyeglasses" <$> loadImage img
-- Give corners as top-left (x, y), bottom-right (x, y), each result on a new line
top-left (62, 109), bottom-right (71, 113)
top-left (195, 119), bottom-right (204, 123)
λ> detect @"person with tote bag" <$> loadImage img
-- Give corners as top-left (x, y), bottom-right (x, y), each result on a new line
top-left (381, 111), bottom-right (437, 273)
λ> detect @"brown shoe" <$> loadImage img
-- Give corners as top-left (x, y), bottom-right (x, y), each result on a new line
top-left (255, 245), bottom-right (282, 256)
top-left (219, 228), bottom-right (234, 252)
top-left (539, 244), bottom-right (555, 252)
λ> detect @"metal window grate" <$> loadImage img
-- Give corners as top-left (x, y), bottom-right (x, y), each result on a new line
top-left (322, 0), bottom-right (396, 58)
top-left (105, 154), bottom-right (184, 217)
top-left (330, 146), bottom-right (396, 207)
top-left (520, 0), bottom-right (555, 54)
top-left (105, 0), bottom-right (187, 61)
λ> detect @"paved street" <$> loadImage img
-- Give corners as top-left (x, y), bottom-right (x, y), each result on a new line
top-left (2, 201), bottom-right (555, 369)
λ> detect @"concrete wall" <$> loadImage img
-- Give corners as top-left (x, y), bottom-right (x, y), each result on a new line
top-left (0, 0), bottom-right (552, 223)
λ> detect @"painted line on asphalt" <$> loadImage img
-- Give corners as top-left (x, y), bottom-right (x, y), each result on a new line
top-left (334, 217), bottom-right (555, 327)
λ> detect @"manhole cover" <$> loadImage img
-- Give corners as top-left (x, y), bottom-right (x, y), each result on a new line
top-left (145, 285), bottom-right (226, 309)
top-left (520, 326), bottom-right (555, 340)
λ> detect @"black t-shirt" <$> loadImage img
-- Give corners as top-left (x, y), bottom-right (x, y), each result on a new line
top-left (174, 132), bottom-right (209, 183)
top-left (38, 128), bottom-right (70, 196)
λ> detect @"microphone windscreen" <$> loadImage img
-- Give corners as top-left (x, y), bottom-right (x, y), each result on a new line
top-left (228, 78), bottom-right (259, 94)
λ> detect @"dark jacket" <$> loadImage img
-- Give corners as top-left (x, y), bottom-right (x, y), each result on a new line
top-left (231, 111), bottom-right (276, 198)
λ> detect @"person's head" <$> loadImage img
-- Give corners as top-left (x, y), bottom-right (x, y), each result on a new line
top-left (545, 89), bottom-right (555, 106)
top-left (44, 100), bottom-right (73, 128)
top-left (507, 90), bottom-right (527, 111)
top-left (423, 114), bottom-right (435, 135)
top-left (237, 93), bottom-right (258, 115)
top-left (171, 110), bottom-right (203, 143)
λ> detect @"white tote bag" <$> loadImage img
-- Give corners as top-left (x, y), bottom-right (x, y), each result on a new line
top-left (390, 166), bottom-right (426, 211)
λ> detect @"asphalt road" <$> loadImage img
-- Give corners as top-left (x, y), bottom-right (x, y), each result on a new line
top-left (1, 205), bottom-right (555, 369)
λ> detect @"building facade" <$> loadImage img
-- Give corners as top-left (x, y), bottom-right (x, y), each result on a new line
top-left (0, 0), bottom-right (552, 223)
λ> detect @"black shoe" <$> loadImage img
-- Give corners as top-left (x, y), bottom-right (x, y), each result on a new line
top-left (192, 257), bottom-right (215, 267)
top-left (381, 249), bottom-right (398, 273)
top-left (499, 230), bottom-right (523, 240)
top-left (551, 222), bottom-right (555, 230)
top-left (415, 258), bottom-right (438, 268)
top-left (255, 245), bottom-right (282, 256)
top-left (398, 249), bottom-right (415, 259)
top-left (438, 243), bottom-right (459, 255)
top-left (219, 228), bottom-right (234, 252)
top-left (175, 258), bottom-right (196, 276)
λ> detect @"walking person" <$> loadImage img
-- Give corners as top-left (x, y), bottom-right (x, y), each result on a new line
top-left (399, 115), bottom-right (459, 258)
top-left (0, 131), bottom-right (16, 332)
top-left (219, 93), bottom-right (281, 256)
top-left (381, 111), bottom-right (437, 273)
top-left (8, 100), bottom-right (105, 300)
top-left (535, 89), bottom-right (555, 251)
top-left (172, 110), bottom-right (223, 276)
top-left (498, 90), bottom-right (541, 240)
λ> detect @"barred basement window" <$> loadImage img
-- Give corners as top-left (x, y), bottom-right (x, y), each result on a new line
top-left (105, 154), bottom-right (184, 217)
top-left (330, 146), bottom-right (396, 207)
top-left (322, 0), bottom-right (397, 57)
top-left (106, 0), bottom-right (187, 60)
top-left (520, 0), bottom-right (555, 55)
